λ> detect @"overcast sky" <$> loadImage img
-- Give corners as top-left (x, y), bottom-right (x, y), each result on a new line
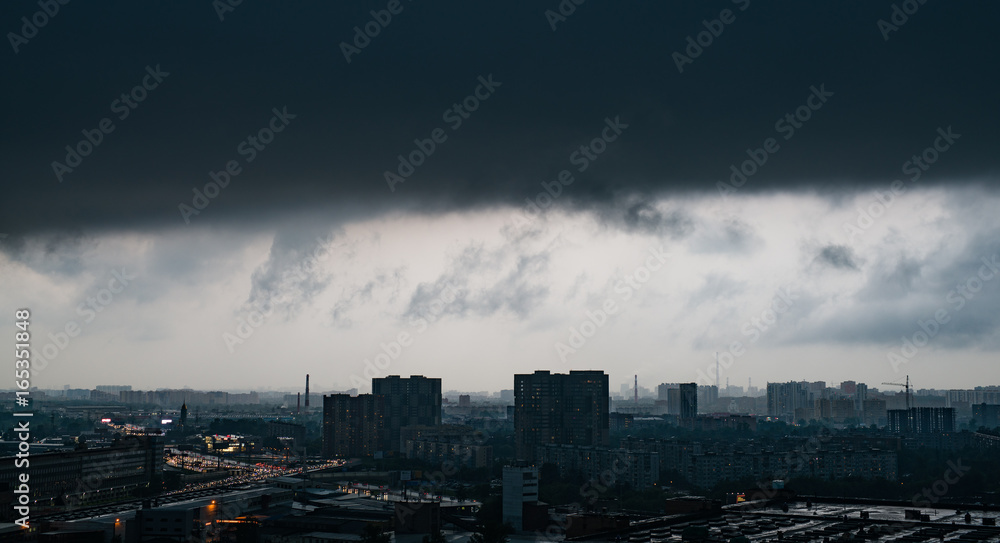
top-left (2, 1), bottom-right (998, 393)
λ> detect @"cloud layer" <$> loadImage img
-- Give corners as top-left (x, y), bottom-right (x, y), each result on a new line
top-left (4, 188), bottom-right (998, 392)
top-left (2, 1), bottom-right (998, 237)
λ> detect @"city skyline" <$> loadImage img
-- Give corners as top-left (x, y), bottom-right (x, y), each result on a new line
top-left (21, 375), bottom-right (1000, 399)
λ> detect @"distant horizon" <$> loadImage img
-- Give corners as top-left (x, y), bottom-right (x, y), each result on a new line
top-left (20, 377), bottom-right (1000, 397)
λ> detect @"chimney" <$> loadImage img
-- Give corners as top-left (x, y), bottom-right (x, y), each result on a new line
top-left (305, 374), bottom-right (310, 407)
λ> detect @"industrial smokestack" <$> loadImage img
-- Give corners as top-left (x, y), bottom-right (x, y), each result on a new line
top-left (305, 374), bottom-right (310, 407)
top-left (297, 392), bottom-right (300, 414)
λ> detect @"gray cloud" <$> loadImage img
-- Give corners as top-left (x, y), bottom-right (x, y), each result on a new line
top-left (685, 273), bottom-right (748, 312)
top-left (404, 242), bottom-right (551, 322)
top-left (689, 217), bottom-right (762, 254)
top-left (329, 267), bottom-right (405, 328)
top-left (245, 229), bottom-right (339, 319)
top-left (0, 232), bottom-right (89, 277)
top-left (563, 272), bottom-right (590, 304)
top-left (815, 245), bottom-right (859, 271)
top-left (791, 226), bottom-right (1000, 349)
top-left (856, 253), bottom-right (924, 302)
top-left (622, 201), bottom-right (693, 238)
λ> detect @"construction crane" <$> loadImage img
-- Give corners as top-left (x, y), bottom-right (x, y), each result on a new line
top-left (882, 375), bottom-right (911, 410)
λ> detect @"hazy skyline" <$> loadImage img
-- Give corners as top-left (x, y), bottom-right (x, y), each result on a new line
top-left (2, 2), bottom-right (999, 393)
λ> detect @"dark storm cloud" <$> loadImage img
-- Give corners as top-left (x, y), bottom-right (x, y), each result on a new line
top-left (2, 0), bottom-right (998, 236)
top-left (2, 232), bottom-right (88, 276)
top-left (622, 201), bottom-right (694, 238)
top-left (245, 228), bottom-right (339, 318)
top-left (815, 245), bottom-right (859, 271)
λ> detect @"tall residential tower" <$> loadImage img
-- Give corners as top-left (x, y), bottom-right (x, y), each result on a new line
top-left (372, 375), bottom-right (442, 452)
top-left (513, 370), bottom-right (609, 462)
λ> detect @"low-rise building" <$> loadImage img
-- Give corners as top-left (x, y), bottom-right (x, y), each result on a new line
top-left (0, 433), bottom-right (163, 521)
top-left (536, 444), bottom-right (659, 489)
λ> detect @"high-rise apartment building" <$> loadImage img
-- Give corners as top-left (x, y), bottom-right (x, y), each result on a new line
top-left (697, 385), bottom-right (719, 409)
top-left (767, 381), bottom-right (810, 420)
top-left (372, 375), bottom-right (442, 452)
top-left (947, 387), bottom-right (1000, 406)
top-left (887, 407), bottom-right (956, 434)
top-left (855, 383), bottom-right (868, 414)
top-left (322, 394), bottom-right (385, 458)
top-left (862, 398), bottom-right (887, 426)
top-left (679, 383), bottom-right (698, 419)
top-left (666, 388), bottom-right (681, 415)
top-left (657, 383), bottom-right (678, 401)
top-left (973, 403), bottom-right (1000, 429)
top-left (513, 370), bottom-right (609, 461)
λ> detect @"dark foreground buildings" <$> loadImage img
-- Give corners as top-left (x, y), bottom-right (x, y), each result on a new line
top-left (0, 433), bottom-right (163, 521)
top-left (513, 370), bottom-right (609, 462)
top-left (322, 393), bottom-right (385, 458)
top-left (322, 375), bottom-right (442, 458)
top-left (373, 375), bottom-right (442, 452)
